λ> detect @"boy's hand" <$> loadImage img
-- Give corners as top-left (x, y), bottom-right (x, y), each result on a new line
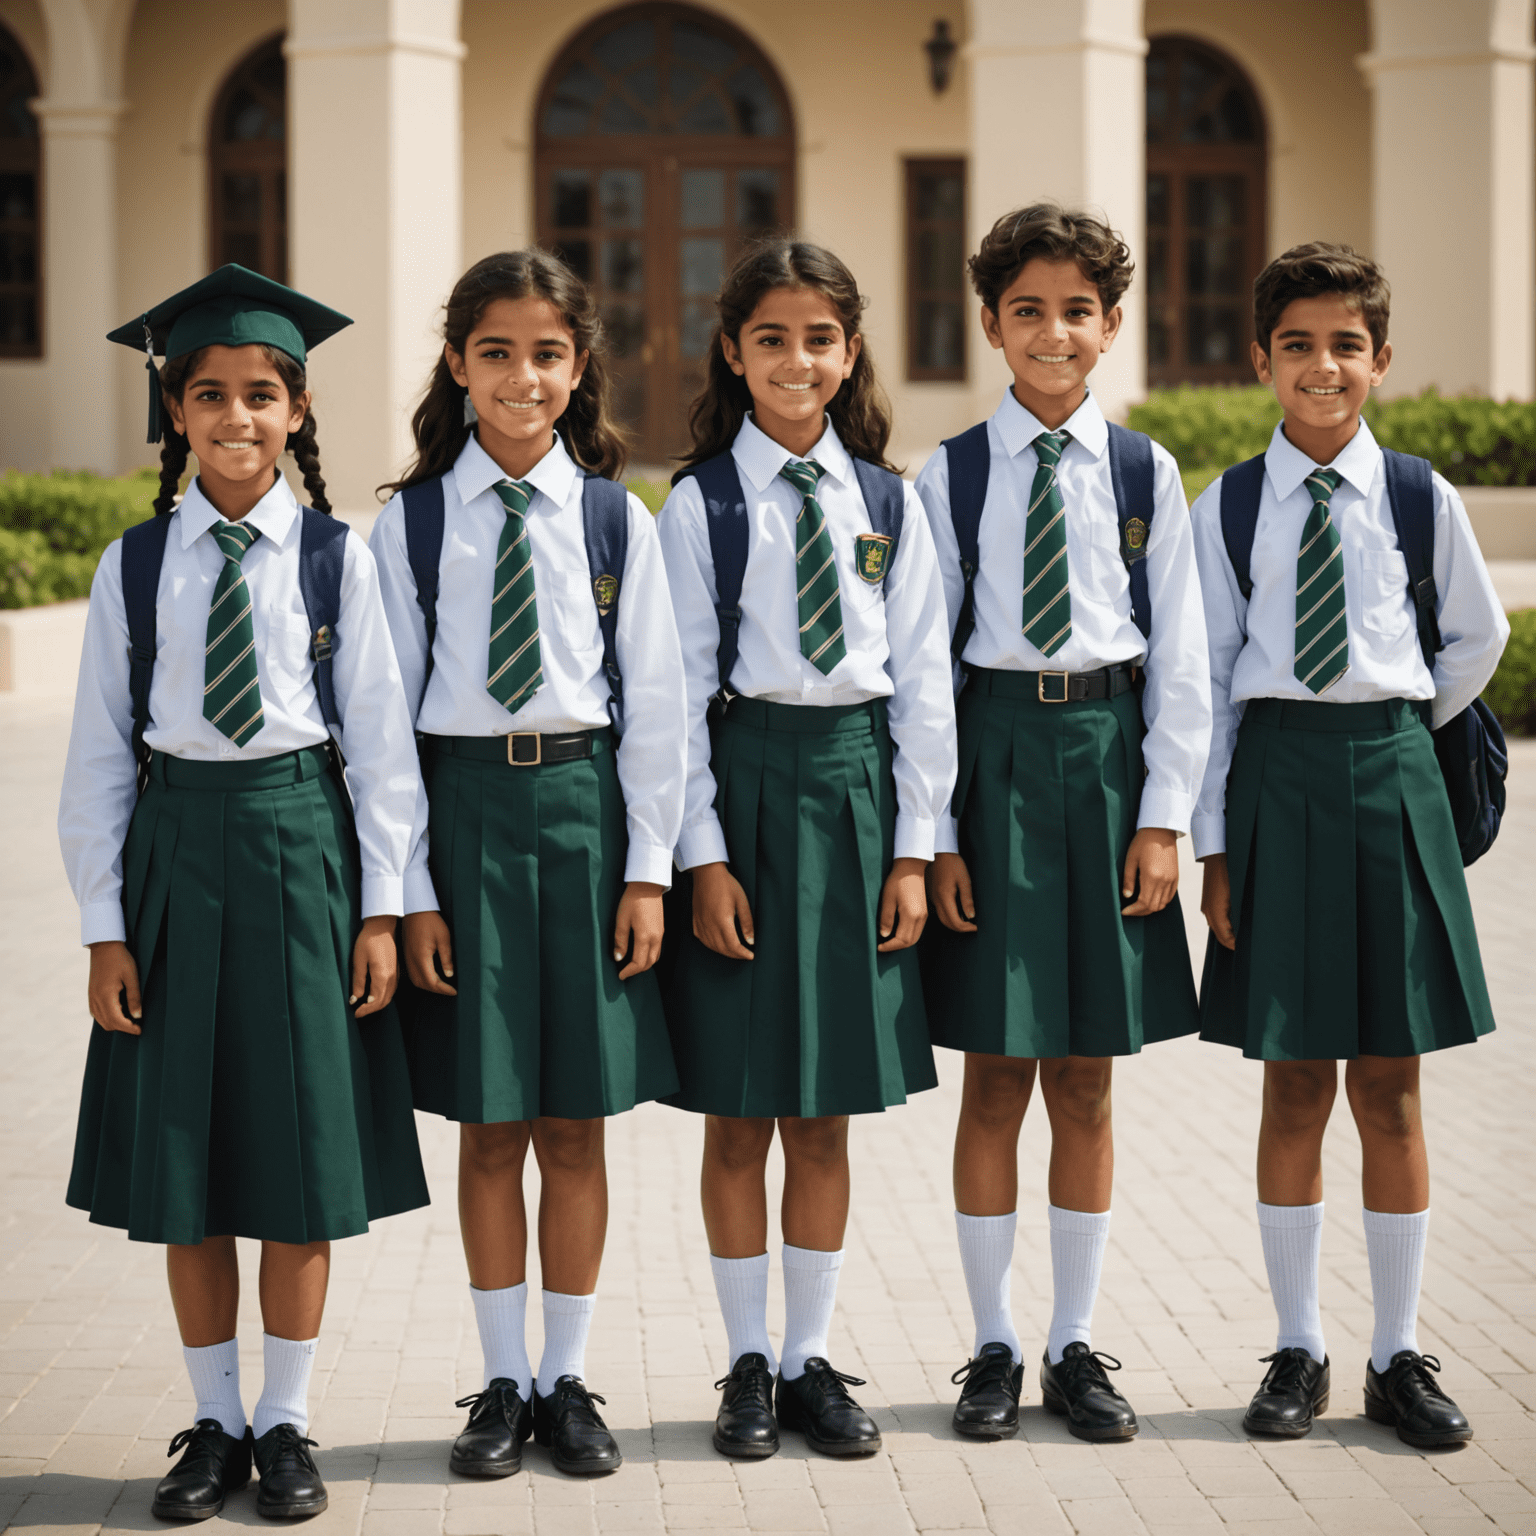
top-left (403, 909), bottom-right (456, 995)
top-left (693, 862), bottom-right (755, 960)
top-left (928, 852), bottom-right (977, 933)
top-left (88, 940), bottom-right (142, 1035)
top-left (878, 857), bottom-right (929, 952)
top-left (1121, 827), bottom-right (1178, 916)
top-left (1201, 852), bottom-right (1236, 950)
top-left (351, 915), bottom-right (399, 1018)
top-left (614, 881), bottom-right (665, 980)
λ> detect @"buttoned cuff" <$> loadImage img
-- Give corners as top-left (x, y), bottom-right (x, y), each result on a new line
top-left (677, 817), bottom-right (730, 871)
top-left (1191, 811), bottom-right (1228, 861)
top-left (1136, 788), bottom-right (1194, 836)
top-left (624, 839), bottom-right (675, 889)
top-left (361, 874), bottom-right (405, 920)
top-left (893, 813), bottom-right (936, 863)
top-left (933, 815), bottom-right (960, 856)
top-left (81, 901), bottom-right (127, 947)
top-left (403, 865), bottom-right (441, 915)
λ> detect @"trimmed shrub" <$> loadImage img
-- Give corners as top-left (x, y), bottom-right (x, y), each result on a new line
top-left (1485, 607), bottom-right (1536, 737)
top-left (625, 477), bottom-right (668, 514)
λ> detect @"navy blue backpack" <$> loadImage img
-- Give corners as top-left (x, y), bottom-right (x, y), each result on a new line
top-left (1219, 449), bottom-right (1508, 866)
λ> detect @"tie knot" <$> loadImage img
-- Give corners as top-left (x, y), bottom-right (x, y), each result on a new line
top-left (494, 479), bottom-right (533, 517)
top-left (779, 459), bottom-right (824, 499)
top-left (1305, 467), bottom-right (1342, 505)
top-left (212, 520), bottom-right (258, 561)
top-left (1033, 430), bottom-right (1070, 467)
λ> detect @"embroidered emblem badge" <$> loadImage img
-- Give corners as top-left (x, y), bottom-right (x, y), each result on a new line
top-left (1123, 518), bottom-right (1149, 555)
top-left (592, 573), bottom-right (619, 614)
top-left (853, 533), bottom-right (894, 585)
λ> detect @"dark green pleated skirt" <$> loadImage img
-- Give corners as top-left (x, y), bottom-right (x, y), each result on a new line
top-left (399, 733), bottom-right (678, 1123)
top-left (920, 668), bottom-right (1199, 1058)
top-left (66, 747), bottom-right (430, 1246)
top-left (1200, 697), bottom-right (1495, 1059)
top-left (660, 697), bottom-right (937, 1118)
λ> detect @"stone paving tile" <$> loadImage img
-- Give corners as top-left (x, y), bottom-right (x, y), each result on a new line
top-left (2, 698), bottom-right (1534, 1535)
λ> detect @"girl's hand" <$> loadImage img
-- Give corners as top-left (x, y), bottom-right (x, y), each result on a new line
top-left (614, 881), bottom-right (665, 980)
top-left (1121, 827), bottom-right (1178, 916)
top-left (351, 915), bottom-right (399, 1018)
top-left (1201, 852), bottom-right (1236, 950)
top-left (928, 852), bottom-right (977, 933)
top-left (403, 909), bottom-right (456, 996)
top-left (692, 862), bottom-right (755, 961)
top-left (88, 941), bottom-right (142, 1035)
top-left (877, 857), bottom-right (928, 952)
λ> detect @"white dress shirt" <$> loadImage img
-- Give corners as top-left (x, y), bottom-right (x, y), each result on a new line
top-left (370, 433), bottom-right (687, 897)
top-left (657, 414), bottom-right (957, 870)
top-left (59, 473), bottom-right (428, 947)
top-left (915, 388), bottom-right (1212, 844)
top-left (1190, 418), bottom-right (1510, 859)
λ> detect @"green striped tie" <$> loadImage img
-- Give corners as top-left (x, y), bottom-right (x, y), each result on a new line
top-left (1294, 467), bottom-right (1349, 694)
top-left (488, 478), bottom-right (544, 712)
top-left (780, 459), bottom-right (847, 675)
top-left (1023, 430), bottom-right (1072, 656)
top-left (203, 520), bottom-right (264, 745)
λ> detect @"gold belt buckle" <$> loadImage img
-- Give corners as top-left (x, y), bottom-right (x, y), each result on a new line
top-left (1038, 671), bottom-right (1070, 703)
top-left (507, 731), bottom-right (542, 766)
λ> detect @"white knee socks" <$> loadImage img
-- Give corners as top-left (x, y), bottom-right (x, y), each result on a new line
top-left (710, 1252), bottom-right (778, 1374)
top-left (780, 1244), bottom-right (843, 1381)
top-left (1364, 1207), bottom-right (1429, 1372)
top-left (535, 1291), bottom-right (595, 1396)
top-left (1047, 1206), bottom-right (1112, 1364)
top-left (471, 1281), bottom-right (532, 1396)
top-left (183, 1338), bottom-right (245, 1440)
top-left (1257, 1201), bottom-right (1327, 1362)
top-left (252, 1334), bottom-right (317, 1439)
top-left (954, 1212), bottom-right (1022, 1363)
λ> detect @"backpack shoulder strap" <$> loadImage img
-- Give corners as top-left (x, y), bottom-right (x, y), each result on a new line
top-left (850, 458), bottom-right (905, 550)
top-left (941, 422), bottom-right (991, 659)
top-left (402, 474), bottom-right (446, 696)
top-left (297, 507), bottom-right (349, 729)
top-left (1105, 423), bottom-right (1155, 640)
top-left (121, 513), bottom-right (174, 786)
top-left (1218, 452), bottom-right (1267, 601)
top-left (1381, 448), bottom-right (1442, 668)
top-left (680, 451), bottom-right (750, 699)
top-left (581, 474), bottom-right (631, 731)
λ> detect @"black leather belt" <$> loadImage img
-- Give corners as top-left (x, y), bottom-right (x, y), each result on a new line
top-left (425, 729), bottom-right (611, 766)
top-left (965, 662), bottom-right (1140, 703)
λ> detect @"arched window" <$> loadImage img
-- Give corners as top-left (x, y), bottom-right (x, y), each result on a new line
top-left (208, 37), bottom-right (287, 282)
top-left (1145, 36), bottom-right (1266, 385)
top-left (536, 3), bottom-right (795, 461)
top-left (0, 27), bottom-right (40, 359)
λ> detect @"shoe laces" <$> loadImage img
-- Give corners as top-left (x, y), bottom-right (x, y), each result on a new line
top-left (456, 1380), bottom-right (523, 1423)
top-left (1056, 1350), bottom-right (1122, 1388)
top-left (714, 1356), bottom-right (774, 1395)
top-left (550, 1377), bottom-right (608, 1423)
top-left (800, 1360), bottom-right (867, 1404)
top-left (951, 1349), bottom-right (1015, 1389)
top-left (1391, 1352), bottom-right (1450, 1399)
top-left (1258, 1348), bottom-right (1316, 1394)
top-left (166, 1420), bottom-right (227, 1459)
top-left (264, 1423), bottom-right (319, 1469)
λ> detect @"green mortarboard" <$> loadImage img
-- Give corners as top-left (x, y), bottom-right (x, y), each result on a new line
top-left (107, 264), bottom-right (353, 444)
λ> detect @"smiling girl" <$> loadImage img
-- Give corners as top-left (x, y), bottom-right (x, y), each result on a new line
top-left (656, 240), bottom-right (955, 1460)
top-left (61, 266), bottom-right (430, 1521)
top-left (370, 249), bottom-right (686, 1479)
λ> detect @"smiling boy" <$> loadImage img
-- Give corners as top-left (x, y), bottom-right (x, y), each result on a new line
top-left (1191, 243), bottom-right (1507, 1445)
top-left (915, 204), bottom-right (1211, 1442)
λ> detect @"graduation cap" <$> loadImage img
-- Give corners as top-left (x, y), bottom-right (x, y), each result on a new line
top-left (107, 264), bottom-right (353, 444)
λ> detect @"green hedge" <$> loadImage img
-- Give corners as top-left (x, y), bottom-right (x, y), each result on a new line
top-left (1487, 607), bottom-right (1536, 737)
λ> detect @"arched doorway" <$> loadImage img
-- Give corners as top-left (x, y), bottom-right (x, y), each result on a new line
top-left (208, 37), bottom-right (288, 282)
top-left (536, 3), bottom-right (795, 461)
top-left (0, 25), bottom-right (40, 358)
top-left (1145, 35), bottom-right (1266, 385)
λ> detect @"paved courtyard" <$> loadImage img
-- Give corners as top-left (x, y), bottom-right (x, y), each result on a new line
top-left (0, 692), bottom-right (1532, 1536)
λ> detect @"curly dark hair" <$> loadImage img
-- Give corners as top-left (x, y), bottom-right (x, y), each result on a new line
top-left (1253, 241), bottom-right (1390, 356)
top-left (380, 248), bottom-right (626, 498)
top-left (673, 237), bottom-right (897, 481)
top-left (968, 202), bottom-right (1135, 314)
top-left (152, 345), bottom-right (329, 517)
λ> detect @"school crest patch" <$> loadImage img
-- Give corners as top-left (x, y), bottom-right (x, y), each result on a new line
top-left (592, 573), bottom-right (619, 615)
top-left (1123, 518), bottom-right (1149, 556)
top-left (854, 533), bottom-right (894, 585)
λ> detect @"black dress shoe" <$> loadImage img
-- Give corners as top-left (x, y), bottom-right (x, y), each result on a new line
top-left (151, 1420), bottom-right (252, 1520)
top-left (450, 1378), bottom-right (532, 1476)
top-left (713, 1353), bottom-right (779, 1458)
top-left (532, 1377), bottom-right (623, 1475)
top-left (1242, 1348), bottom-right (1330, 1438)
top-left (253, 1423), bottom-right (328, 1518)
top-left (774, 1358), bottom-right (882, 1457)
top-left (1364, 1352), bottom-right (1472, 1448)
top-left (1040, 1344), bottom-right (1138, 1442)
top-left (951, 1343), bottom-right (1023, 1439)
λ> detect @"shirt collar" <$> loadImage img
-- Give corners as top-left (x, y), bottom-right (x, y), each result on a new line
top-left (1264, 416), bottom-right (1382, 501)
top-left (178, 470), bottom-right (299, 550)
top-left (993, 385), bottom-right (1108, 460)
top-left (733, 412), bottom-right (855, 493)
top-left (453, 431), bottom-right (579, 511)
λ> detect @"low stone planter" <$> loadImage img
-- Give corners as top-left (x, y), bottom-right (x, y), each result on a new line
top-left (1462, 487), bottom-right (1536, 558)
top-left (0, 598), bottom-right (88, 693)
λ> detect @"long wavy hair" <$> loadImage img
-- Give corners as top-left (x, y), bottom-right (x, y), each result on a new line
top-left (673, 238), bottom-right (897, 483)
top-left (381, 248), bottom-right (626, 498)
top-left (152, 346), bottom-right (329, 517)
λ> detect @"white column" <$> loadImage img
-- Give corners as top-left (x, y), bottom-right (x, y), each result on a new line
top-left (1363, 0), bottom-right (1535, 399)
top-left (287, 0), bottom-right (464, 511)
top-left (966, 0), bottom-right (1147, 421)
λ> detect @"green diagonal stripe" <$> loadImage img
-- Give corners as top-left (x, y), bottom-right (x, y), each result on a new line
top-left (203, 520), bottom-right (265, 745)
top-left (780, 459), bottom-right (846, 675)
top-left (488, 479), bottom-right (544, 712)
top-left (1023, 431), bottom-right (1072, 657)
top-left (1294, 468), bottom-right (1348, 694)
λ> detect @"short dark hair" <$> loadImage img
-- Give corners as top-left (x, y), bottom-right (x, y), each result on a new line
top-left (968, 202), bottom-right (1134, 314)
top-left (1253, 242), bottom-right (1390, 356)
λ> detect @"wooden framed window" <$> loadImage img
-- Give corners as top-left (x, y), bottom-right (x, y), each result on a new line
top-left (0, 26), bottom-right (40, 359)
top-left (905, 158), bottom-right (966, 381)
top-left (209, 37), bottom-right (287, 282)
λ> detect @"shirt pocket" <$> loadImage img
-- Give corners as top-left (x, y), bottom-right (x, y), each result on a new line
top-left (1357, 547), bottom-right (1412, 639)
top-left (1089, 521), bottom-right (1131, 600)
top-left (262, 609), bottom-right (315, 704)
top-left (548, 569), bottom-right (601, 657)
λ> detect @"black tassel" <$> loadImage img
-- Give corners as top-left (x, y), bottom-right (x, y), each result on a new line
top-left (142, 316), bottom-right (162, 444)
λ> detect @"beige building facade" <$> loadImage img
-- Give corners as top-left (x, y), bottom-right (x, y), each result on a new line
top-left (0, 0), bottom-right (1531, 509)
